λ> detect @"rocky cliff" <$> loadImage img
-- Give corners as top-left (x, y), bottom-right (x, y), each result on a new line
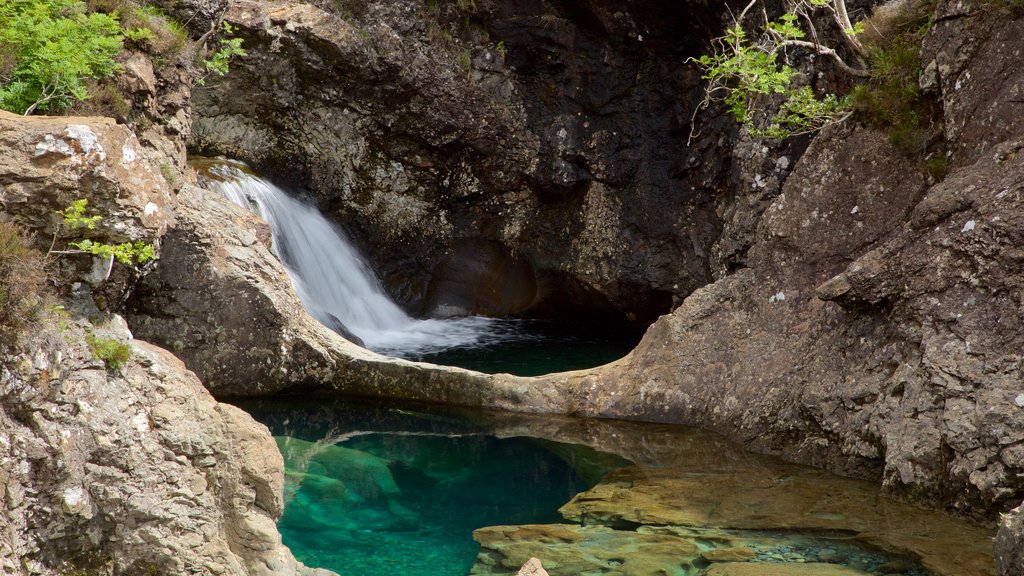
top-left (174, 0), bottom-right (1024, 525)
top-left (0, 112), bottom-right (330, 575)
top-left (189, 0), bottom-right (740, 326)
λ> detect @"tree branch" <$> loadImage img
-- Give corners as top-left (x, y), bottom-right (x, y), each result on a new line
top-left (777, 39), bottom-right (871, 77)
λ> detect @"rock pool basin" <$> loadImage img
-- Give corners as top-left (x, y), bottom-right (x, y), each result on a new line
top-left (236, 397), bottom-right (995, 576)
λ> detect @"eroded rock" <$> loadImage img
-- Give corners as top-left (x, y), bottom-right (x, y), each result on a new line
top-left (126, 185), bottom-right (557, 412)
top-left (0, 296), bottom-right (327, 575)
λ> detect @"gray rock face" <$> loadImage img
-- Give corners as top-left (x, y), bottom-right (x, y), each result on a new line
top-left (996, 501), bottom-right (1024, 576)
top-left (0, 113), bottom-right (332, 576)
top-left (558, 128), bottom-right (1024, 522)
top-left (0, 303), bottom-right (321, 575)
top-left (191, 0), bottom-right (733, 326)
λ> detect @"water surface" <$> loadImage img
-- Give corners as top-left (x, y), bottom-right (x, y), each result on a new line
top-left (238, 398), bottom-right (996, 576)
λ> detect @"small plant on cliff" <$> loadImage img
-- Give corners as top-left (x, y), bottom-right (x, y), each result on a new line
top-left (50, 199), bottom-right (156, 270)
top-left (0, 0), bottom-right (124, 114)
top-left (85, 333), bottom-right (131, 370)
top-left (196, 21), bottom-right (246, 86)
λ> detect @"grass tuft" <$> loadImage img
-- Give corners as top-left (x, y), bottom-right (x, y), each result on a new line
top-left (0, 222), bottom-right (50, 349)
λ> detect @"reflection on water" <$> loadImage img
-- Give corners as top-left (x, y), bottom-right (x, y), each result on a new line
top-left (236, 398), bottom-right (995, 576)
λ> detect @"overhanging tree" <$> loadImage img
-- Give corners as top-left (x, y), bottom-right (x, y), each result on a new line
top-left (691, 0), bottom-right (872, 141)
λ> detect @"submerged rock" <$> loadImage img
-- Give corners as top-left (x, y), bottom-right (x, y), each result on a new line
top-left (469, 410), bottom-right (994, 576)
top-left (702, 565), bottom-right (871, 576)
top-left (474, 524), bottom-right (700, 576)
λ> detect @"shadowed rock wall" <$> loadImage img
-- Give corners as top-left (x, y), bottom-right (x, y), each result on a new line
top-left (190, 0), bottom-right (748, 326)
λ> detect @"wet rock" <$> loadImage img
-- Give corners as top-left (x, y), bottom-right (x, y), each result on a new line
top-left (700, 547), bottom-right (756, 563)
top-left (473, 524), bottom-right (700, 576)
top-left (557, 462), bottom-right (993, 576)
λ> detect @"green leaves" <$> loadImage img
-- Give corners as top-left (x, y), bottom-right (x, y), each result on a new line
top-left (0, 0), bottom-right (124, 114)
top-left (54, 199), bottom-right (156, 266)
top-left (199, 21), bottom-right (246, 85)
top-left (692, 2), bottom-right (854, 141)
top-left (69, 239), bottom-right (154, 264)
top-left (59, 199), bottom-right (102, 230)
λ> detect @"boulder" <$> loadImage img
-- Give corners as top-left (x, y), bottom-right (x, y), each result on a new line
top-left (995, 501), bottom-right (1024, 576)
top-left (516, 558), bottom-right (550, 576)
top-left (0, 295), bottom-right (330, 576)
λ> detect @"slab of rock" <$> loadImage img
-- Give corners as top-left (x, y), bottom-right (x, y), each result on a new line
top-left (702, 564), bottom-right (871, 576)
top-left (557, 461), bottom-right (994, 576)
top-left (473, 524), bottom-right (700, 576)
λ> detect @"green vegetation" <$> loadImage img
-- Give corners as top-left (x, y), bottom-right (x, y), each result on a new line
top-left (0, 222), bottom-right (50, 348)
top-left (121, 4), bottom-right (188, 56)
top-left (0, 0), bottom-right (123, 114)
top-left (53, 199), bottom-right (156, 265)
top-left (1, 0), bottom-right (246, 115)
top-left (85, 333), bottom-right (131, 369)
top-left (693, 0), bottom-right (949, 176)
top-left (692, 0), bottom-right (868, 142)
top-left (198, 21), bottom-right (247, 86)
top-left (845, 0), bottom-right (946, 176)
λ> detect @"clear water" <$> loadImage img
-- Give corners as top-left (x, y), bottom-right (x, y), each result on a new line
top-left (239, 398), bottom-right (631, 576)
top-left (237, 398), bottom-right (996, 576)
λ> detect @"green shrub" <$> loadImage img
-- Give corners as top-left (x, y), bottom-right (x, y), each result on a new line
top-left (0, 222), bottom-right (50, 349)
top-left (124, 4), bottom-right (187, 56)
top-left (0, 0), bottom-right (124, 114)
top-left (849, 1), bottom-right (941, 161)
top-left (198, 21), bottom-right (246, 85)
top-left (86, 333), bottom-right (131, 369)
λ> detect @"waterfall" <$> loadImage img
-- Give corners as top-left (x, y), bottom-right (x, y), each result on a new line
top-left (201, 160), bottom-right (515, 356)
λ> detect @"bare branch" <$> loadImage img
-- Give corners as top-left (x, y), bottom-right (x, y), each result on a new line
top-left (778, 39), bottom-right (871, 77)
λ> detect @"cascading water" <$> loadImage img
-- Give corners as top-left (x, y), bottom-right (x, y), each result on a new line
top-left (200, 159), bottom-right (517, 356)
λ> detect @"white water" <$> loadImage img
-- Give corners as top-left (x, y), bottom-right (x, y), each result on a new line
top-left (203, 160), bottom-right (517, 356)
